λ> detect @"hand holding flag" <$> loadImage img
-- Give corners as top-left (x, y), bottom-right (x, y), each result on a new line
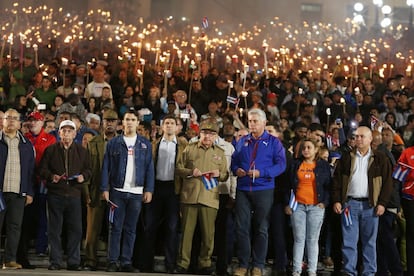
top-left (107, 199), bottom-right (119, 223)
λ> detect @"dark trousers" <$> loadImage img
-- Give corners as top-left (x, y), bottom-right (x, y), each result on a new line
top-left (377, 210), bottom-right (403, 276)
top-left (215, 194), bottom-right (235, 274)
top-left (17, 203), bottom-right (35, 265)
top-left (235, 189), bottom-right (274, 269)
top-left (402, 198), bottom-right (414, 276)
top-left (269, 201), bottom-right (288, 271)
top-left (141, 181), bottom-right (179, 271)
top-left (84, 200), bottom-right (106, 267)
top-left (47, 194), bottom-right (82, 267)
top-left (17, 193), bottom-right (48, 264)
top-left (0, 192), bottom-right (26, 263)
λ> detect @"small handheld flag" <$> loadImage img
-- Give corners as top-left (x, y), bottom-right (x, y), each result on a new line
top-left (343, 206), bottom-right (352, 226)
top-left (202, 173), bottom-right (218, 190)
top-left (202, 17), bottom-right (209, 29)
top-left (107, 200), bottom-right (119, 223)
top-left (226, 95), bottom-right (239, 105)
top-left (392, 162), bottom-right (412, 183)
top-left (289, 189), bottom-right (298, 212)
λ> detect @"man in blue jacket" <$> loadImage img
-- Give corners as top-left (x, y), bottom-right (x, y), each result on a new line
top-left (101, 110), bottom-right (154, 272)
top-left (0, 108), bottom-right (35, 269)
top-left (231, 108), bottom-right (286, 276)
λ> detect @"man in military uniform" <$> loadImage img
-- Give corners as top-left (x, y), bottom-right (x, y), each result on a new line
top-left (83, 109), bottom-right (119, 271)
top-left (175, 119), bottom-right (229, 274)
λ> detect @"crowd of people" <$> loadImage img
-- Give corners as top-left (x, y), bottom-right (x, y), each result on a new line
top-left (0, 8), bottom-right (414, 276)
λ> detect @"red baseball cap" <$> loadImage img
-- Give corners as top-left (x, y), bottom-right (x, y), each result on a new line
top-left (28, 111), bottom-right (44, 121)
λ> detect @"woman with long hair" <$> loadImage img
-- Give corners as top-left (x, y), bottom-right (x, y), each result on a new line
top-left (286, 139), bottom-right (331, 276)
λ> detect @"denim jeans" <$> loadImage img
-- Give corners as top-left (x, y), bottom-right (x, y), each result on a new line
top-left (47, 194), bottom-right (82, 266)
top-left (235, 189), bottom-right (274, 269)
top-left (342, 199), bottom-right (378, 276)
top-left (291, 203), bottom-right (325, 273)
top-left (108, 189), bottom-right (142, 265)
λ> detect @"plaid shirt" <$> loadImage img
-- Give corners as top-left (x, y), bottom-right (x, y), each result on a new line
top-left (3, 134), bottom-right (21, 194)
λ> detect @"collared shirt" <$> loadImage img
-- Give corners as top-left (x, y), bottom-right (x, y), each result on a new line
top-left (347, 148), bottom-right (371, 198)
top-left (3, 134), bottom-right (21, 194)
top-left (156, 136), bottom-right (177, 181)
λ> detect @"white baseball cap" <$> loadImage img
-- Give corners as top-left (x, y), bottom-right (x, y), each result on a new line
top-left (59, 120), bottom-right (76, 131)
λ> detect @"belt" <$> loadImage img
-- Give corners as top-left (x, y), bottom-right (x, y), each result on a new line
top-left (156, 180), bottom-right (174, 184)
top-left (348, 197), bottom-right (368, 202)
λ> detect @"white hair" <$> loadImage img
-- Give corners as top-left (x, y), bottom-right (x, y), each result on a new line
top-left (85, 113), bottom-right (101, 124)
top-left (248, 108), bottom-right (267, 121)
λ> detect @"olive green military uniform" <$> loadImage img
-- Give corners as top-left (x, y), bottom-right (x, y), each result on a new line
top-left (175, 140), bottom-right (229, 270)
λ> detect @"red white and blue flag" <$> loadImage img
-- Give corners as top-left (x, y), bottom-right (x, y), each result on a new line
top-left (289, 189), bottom-right (298, 211)
top-left (226, 95), bottom-right (239, 105)
top-left (370, 115), bottom-right (379, 130)
top-left (343, 206), bottom-right (352, 226)
top-left (392, 162), bottom-right (412, 183)
top-left (202, 173), bottom-right (218, 190)
top-left (107, 200), bottom-right (118, 224)
top-left (202, 17), bottom-right (209, 29)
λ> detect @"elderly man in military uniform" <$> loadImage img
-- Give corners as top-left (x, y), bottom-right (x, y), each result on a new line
top-left (175, 119), bottom-right (229, 274)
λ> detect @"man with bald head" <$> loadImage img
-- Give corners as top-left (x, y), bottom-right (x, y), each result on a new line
top-left (332, 126), bottom-right (393, 275)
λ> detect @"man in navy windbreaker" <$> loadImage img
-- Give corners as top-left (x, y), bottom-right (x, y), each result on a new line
top-left (231, 108), bottom-right (286, 276)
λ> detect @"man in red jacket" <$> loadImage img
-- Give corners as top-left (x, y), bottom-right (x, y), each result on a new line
top-left (17, 111), bottom-right (56, 268)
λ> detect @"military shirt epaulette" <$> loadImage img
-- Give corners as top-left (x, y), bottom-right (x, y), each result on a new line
top-left (213, 144), bottom-right (225, 152)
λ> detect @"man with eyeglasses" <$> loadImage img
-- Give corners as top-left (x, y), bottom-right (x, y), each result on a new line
top-left (17, 111), bottom-right (56, 269)
top-left (101, 110), bottom-right (154, 273)
top-left (0, 109), bottom-right (35, 270)
top-left (0, 110), bottom-right (4, 130)
top-left (174, 118), bottom-right (229, 274)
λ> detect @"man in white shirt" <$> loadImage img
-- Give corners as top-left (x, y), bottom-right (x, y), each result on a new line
top-left (141, 115), bottom-right (187, 273)
top-left (332, 126), bottom-right (393, 275)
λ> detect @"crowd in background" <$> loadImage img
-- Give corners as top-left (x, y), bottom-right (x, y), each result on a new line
top-left (0, 27), bottom-right (413, 275)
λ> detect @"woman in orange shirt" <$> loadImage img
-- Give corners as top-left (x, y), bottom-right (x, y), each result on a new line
top-left (286, 139), bottom-right (331, 276)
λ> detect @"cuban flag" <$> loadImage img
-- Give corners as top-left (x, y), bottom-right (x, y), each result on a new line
top-left (202, 17), bottom-right (209, 29)
top-left (107, 200), bottom-right (118, 223)
top-left (202, 173), bottom-right (218, 190)
top-left (0, 192), bottom-right (5, 212)
top-left (326, 134), bottom-right (333, 150)
top-left (392, 163), bottom-right (412, 183)
top-left (289, 189), bottom-right (298, 212)
top-left (226, 95), bottom-right (239, 105)
top-left (370, 115), bottom-right (379, 130)
top-left (343, 206), bottom-right (352, 226)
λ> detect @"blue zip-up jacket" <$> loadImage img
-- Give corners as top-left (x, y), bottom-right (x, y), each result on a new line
top-left (101, 134), bottom-right (155, 193)
top-left (0, 131), bottom-right (35, 197)
top-left (231, 131), bottom-right (286, 191)
top-left (288, 159), bottom-right (332, 206)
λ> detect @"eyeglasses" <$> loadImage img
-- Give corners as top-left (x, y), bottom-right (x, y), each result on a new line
top-left (4, 116), bottom-right (19, 121)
